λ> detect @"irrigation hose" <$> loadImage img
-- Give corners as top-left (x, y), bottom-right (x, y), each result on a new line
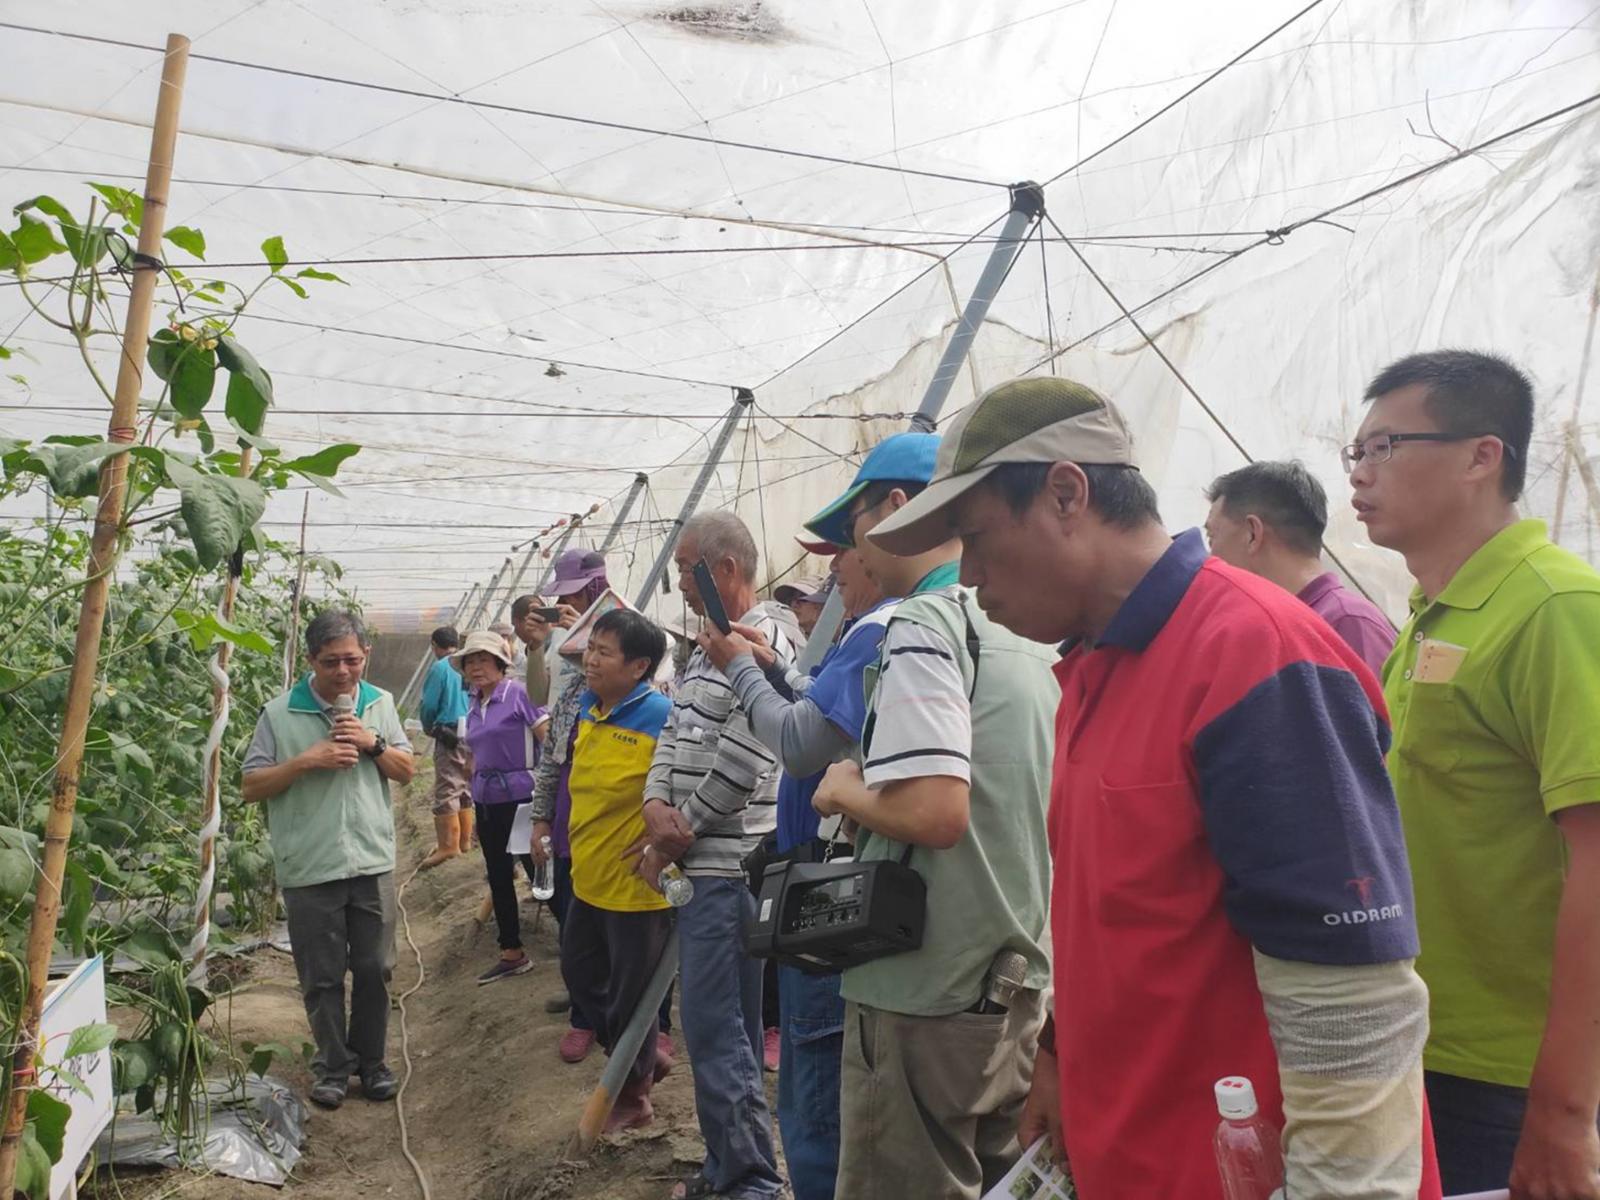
top-left (394, 865), bottom-right (432, 1200)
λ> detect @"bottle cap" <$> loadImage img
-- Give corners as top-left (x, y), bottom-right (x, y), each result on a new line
top-left (1214, 1076), bottom-right (1258, 1119)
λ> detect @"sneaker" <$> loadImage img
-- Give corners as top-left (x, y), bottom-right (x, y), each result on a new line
top-left (762, 1026), bottom-right (780, 1073)
top-left (559, 1027), bottom-right (596, 1063)
top-left (477, 955), bottom-right (532, 985)
top-left (360, 1064), bottom-right (399, 1102)
top-left (543, 990), bottom-right (572, 1014)
top-left (309, 1076), bottom-right (347, 1109)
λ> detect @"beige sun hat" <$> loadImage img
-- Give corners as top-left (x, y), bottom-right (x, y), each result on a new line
top-left (451, 629), bottom-right (513, 669)
top-left (866, 376), bottom-right (1137, 557)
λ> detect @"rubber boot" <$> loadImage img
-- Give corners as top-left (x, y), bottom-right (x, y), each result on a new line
top-left (457, 806), bottom-right (477, 852)
top-left (418, 813), bottom-right (459, 869)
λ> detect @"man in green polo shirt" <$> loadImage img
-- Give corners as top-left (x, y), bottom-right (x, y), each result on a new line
top-left (1347, 350), bottom-right (1600, 1197)
top-left (242, 610), bottom-right (415, 1111)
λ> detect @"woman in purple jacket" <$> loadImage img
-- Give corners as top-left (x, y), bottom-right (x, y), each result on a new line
top-left (455, 630), bottom-right (550, 984)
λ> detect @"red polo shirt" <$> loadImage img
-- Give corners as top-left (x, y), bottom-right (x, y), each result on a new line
top-left (1050, 530), bottom-right (1438, 1198)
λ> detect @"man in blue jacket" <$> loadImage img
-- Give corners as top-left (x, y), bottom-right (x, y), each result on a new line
top-left (418, 625), bottom-right (472, 868)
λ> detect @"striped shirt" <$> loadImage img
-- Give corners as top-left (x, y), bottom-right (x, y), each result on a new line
top-left (861, 619), bottom-right (972, 789)
top-left (644, 600), bottom-right (802, 877)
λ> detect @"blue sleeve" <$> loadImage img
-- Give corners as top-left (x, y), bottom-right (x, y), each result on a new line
top-left (418, 659), bottom-right (442, 729)
top-left (807, 624), bottom-right (885, 742)
top-left (1192, 661), bottom-right (1419, 966)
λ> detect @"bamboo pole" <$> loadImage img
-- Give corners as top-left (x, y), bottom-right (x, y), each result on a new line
top-left (0, 33), bottom-right (191, 1195)
top-left (283, 493), bottom-right (310, 690)
top-left (188, 443), bottom-right (256, 986)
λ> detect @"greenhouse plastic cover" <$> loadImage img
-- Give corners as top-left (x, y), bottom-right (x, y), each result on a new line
top-left (1, 0), bottom-right (1598, 627)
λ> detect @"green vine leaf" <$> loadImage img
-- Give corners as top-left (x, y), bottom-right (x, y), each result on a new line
top-left (261, 235), bottom-right (287, 274)
top-left (19, 441), bottom-right (130, 498)
top-left (281, 443), bottom-right (360, 478)
top-left (215, 337), bottom-right (272, 434)
top-left (11, 215), bottom-right (66, 265)
top-left (295, 267), bottom-right (345, 285)
top-left (89, 182), bottom-right (143, 227)
top-left (163, 226), bottom-right (206, 259)
top-left (273, 276), bottom-right (308, 300)
top-left (166, 460), bottom-right (268, 569)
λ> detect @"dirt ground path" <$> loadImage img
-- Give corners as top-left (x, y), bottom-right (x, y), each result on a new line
top-left (104, 779), bottom-right (776, 1200)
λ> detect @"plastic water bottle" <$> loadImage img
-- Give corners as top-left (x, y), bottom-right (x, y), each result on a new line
top-left (1213, 1076), bottom-right (1284, 1200)
top-left (659, 863), bottom-right (694, 908)
top-left (530, 836), bottom-right (555, 901)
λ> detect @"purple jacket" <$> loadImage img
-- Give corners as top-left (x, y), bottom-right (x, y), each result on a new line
top-left (464, 678), bottom-right (548, 805)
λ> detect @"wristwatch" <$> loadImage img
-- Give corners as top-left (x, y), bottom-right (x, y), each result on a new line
top-left (363, 733), bottom-right (388, 759)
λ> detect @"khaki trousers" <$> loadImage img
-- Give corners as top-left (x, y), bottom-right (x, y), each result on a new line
top-left (430, 738), bottom-right (471, 814)
top-left (837, 990), bottom-right (1043, 1200)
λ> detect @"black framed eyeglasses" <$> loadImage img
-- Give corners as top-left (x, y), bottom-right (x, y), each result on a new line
top-left (1339, 431), bottom-right (1514, 474)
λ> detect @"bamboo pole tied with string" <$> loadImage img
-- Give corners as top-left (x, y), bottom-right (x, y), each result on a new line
top-left (0, 33), bottom-right (191, 1197)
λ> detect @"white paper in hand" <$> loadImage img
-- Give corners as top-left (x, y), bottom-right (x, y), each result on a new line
top-left (507, 803), bottom-right (535, 856)
top-left (982, 1136), bottom-right (1074, 1199)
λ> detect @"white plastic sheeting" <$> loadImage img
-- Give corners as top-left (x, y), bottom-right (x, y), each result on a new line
top-left (1, 0), bottom-right (1597, 623)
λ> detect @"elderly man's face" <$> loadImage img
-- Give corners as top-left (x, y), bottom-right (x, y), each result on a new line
top-left (307, 634), bottom-right (366, 699)
top-left (674, 532), bottom-right (706, 617)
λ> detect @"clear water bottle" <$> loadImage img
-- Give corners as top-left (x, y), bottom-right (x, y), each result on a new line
top-left (530, 836), bottom-right (555, 901)
top-left (1213, 1076), bottom-right (1284, 1200)
top-left (659, 863), bottom-right (694, 908)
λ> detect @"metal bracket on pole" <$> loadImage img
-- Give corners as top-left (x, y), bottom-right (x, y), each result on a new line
top-left (632, 389), bottom-right (755, 608)
top-left (798, 183), bottom-right (1044, 669)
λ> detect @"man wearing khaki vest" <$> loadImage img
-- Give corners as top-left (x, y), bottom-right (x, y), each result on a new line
top-left (242, 610), bottom-right (415, 1110)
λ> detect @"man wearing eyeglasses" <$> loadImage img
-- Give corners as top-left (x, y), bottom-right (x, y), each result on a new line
top-left (1348, 350), bottom-right (1600, 1198)
top-left (242, 610), bottom-right (415, 1112)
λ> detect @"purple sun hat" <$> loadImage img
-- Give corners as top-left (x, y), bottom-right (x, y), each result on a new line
top-left (545, 548), bottom-right (607, 596)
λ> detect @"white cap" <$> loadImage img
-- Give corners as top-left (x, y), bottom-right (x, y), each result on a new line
top-left (1214, 1076), bottom-right (1258, 1119)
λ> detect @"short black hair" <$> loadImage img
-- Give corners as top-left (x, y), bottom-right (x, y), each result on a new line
top-left (1205, 461), bottom-right (1327, 556)
top-left (983, 462), bottom-right (1161, 529)
top-left (306, 610), bottom-right (369, 657)
top-left (1363, 350), bottom-right (1533, 500)
top-left (510, 594), bottom-right (541, 624)
top-left (590, 609), bottom-right (667, 682)
top-left (430, 625), bottom-right (461, 650)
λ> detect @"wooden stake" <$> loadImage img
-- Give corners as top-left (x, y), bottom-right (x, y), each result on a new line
top-left (0, 33), bottom-right (190, 1197)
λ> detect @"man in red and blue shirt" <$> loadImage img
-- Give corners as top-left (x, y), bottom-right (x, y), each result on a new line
top-left (867, 376), bottom-right (1442, 1200)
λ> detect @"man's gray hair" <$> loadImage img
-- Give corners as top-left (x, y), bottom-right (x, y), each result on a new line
top-left (306, 609), bottom-right (370, 657)
top-left (685, 511), bottom-right (759, 582)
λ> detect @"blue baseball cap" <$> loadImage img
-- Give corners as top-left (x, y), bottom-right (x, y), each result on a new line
top-left (804, 431), bottom-right (941, 548)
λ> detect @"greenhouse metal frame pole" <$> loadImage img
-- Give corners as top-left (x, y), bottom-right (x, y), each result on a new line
top-left (463, 556), bottom-right (512, 631)
top-left (798, 182), bottom-right (1044, 670)
top-left (0, 33), bottom-right (191, 1197)
top-left (487, 539), bottom-right (545, 630)
top-left (599, 473), bottom-right (649, 554)
top-left (632, 389), bottom-right (754, 607)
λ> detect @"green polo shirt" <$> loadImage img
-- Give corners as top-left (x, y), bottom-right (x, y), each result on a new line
top-left (1384, 519), bottom-right (1600, 1087)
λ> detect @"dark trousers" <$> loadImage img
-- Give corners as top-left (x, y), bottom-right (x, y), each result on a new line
top-left (550, 855), bottom-right (673, 1034)
top-left (477, 802), bottom-right (535, 952)
top-left (282, 872), bottom-right (396, 1080)
top-left (763, 958), bottom-right (780, 1030)
top-left (1424, 1069), bottom-right (1600, 1194)
top-left (560, 897), bottom-right (674, 1087)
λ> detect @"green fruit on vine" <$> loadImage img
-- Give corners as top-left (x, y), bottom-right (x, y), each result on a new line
top-left (154, 1022), bottom-right (187, 1071)
top-left (112, 1041), bottom-right (159, 1094)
